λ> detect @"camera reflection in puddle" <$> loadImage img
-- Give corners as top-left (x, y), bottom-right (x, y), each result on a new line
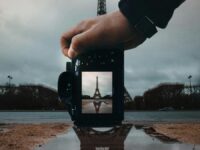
top-left (73, 124), bottom-right (132, 150)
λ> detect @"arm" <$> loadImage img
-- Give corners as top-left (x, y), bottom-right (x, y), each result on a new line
top-left (119, 0), bottom-right (185, 28)
top-left (60, 0), bottom-right (185, 59)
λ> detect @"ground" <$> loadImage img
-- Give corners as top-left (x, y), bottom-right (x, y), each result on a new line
top-left (0, 123), bottom-right (200, 150)
top-left (153, 123), bottom-right (200, 144)
top-left (0, 123), bottom-right (70, 150)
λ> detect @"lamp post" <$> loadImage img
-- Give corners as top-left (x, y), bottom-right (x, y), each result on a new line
top-left (7, 75), bottom-right (13, 87)
top-left (188, 75), bottom-right (192, 94)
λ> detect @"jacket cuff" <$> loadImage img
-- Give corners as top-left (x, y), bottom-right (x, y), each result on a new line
top-left (119, 0), bottom-right (185, 29)
top-left (118, 0), bottom-right (147, 26)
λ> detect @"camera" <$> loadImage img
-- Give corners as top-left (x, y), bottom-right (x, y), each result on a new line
top-left (58, 49), bottom-right (124, 127)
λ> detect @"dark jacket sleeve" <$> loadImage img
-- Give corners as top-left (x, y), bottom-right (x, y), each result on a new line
top-left (119, 0), bottom-right (185, 28)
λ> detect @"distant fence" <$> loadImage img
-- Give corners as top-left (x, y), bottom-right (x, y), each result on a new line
top-left (184, 85), bottom-right (200, 95)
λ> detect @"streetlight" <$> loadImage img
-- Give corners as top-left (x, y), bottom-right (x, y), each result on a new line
top-left (7, 75), bottom-right (13, 87)
top-left (188, 75), bottom-right (192, 94)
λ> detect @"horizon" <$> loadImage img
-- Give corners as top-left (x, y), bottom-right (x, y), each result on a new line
top-left (0, 81), bottom-right (199, 98)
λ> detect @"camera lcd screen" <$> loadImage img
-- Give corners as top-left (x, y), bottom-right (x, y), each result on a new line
top-left (82, 72), bottom-right (112, 114)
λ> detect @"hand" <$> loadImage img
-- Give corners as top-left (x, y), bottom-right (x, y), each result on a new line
top-left (60, 10), bottom-right (146, 59)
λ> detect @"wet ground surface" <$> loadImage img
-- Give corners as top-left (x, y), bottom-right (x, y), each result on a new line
top-left (36, 124), bottom-right (200, 150)
top-left (0, 123), bottom-right (8, 133)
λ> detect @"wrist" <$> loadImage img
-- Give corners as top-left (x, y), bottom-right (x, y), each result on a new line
top-left (118, 0), bottom-right (157, 38)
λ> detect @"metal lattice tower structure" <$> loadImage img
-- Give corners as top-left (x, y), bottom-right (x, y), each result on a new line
top-left (97, 0), bottom-right (107, 15)
top-left (124, 87), bottom-right (133, 103)
top-left (93, 76), bottom-right (102, 99)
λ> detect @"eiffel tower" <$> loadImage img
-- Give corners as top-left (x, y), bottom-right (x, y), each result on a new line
top-left (93, 76), bottom-right (102, 99)
top-left (97, 0), bottom-right (106, 15)
top-left (124, 87), bottom-right (133, 103)
top-left (96, 0), bottom-right (133, 103)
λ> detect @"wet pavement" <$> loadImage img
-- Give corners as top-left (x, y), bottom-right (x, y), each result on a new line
top-left (36, 124), bottom-right (200, 150)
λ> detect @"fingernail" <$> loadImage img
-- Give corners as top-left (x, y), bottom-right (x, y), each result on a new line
top-left (68, 49), bottom-right (77, 58)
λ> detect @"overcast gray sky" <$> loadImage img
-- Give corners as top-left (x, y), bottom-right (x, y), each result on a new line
top-left (0, 0), bottom-right (199, 97)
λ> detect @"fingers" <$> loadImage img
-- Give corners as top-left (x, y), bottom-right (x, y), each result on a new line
top-left (60, 20), bottom-right (96, 58)
top-left (60, 10), bottom-right (146, 59)
top-left (60, 24), bottom-right (86, 58)
top-left (68, 26), bottom-right (106, 58)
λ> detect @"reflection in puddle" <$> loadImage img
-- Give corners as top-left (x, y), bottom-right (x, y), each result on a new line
top-left (36, 124), bottom-right (200, 150)
top-left (74, 124), bottom-right (132, 150)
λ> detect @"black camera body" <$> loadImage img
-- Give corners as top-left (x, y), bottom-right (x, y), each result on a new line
top-left (58, 49), bottom-right (124, 127)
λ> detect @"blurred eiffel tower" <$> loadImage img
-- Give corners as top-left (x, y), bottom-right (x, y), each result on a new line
top-left (97, 0), bottom-right (107, 15)
top-left (97, 0), bottom-right (133, 103)
top-left (124, 87), bottom-right (133, 103)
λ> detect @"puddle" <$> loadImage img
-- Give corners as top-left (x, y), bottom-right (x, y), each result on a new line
top-left (36, 124), bottom-right (200, 150)
top-left (0, 124), bottom-right (11, 133)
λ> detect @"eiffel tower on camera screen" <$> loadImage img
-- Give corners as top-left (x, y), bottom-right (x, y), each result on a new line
top-left (82, 72), bottom-right (113, 114)
top-left (81, 0), bottom-right (113, 114)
